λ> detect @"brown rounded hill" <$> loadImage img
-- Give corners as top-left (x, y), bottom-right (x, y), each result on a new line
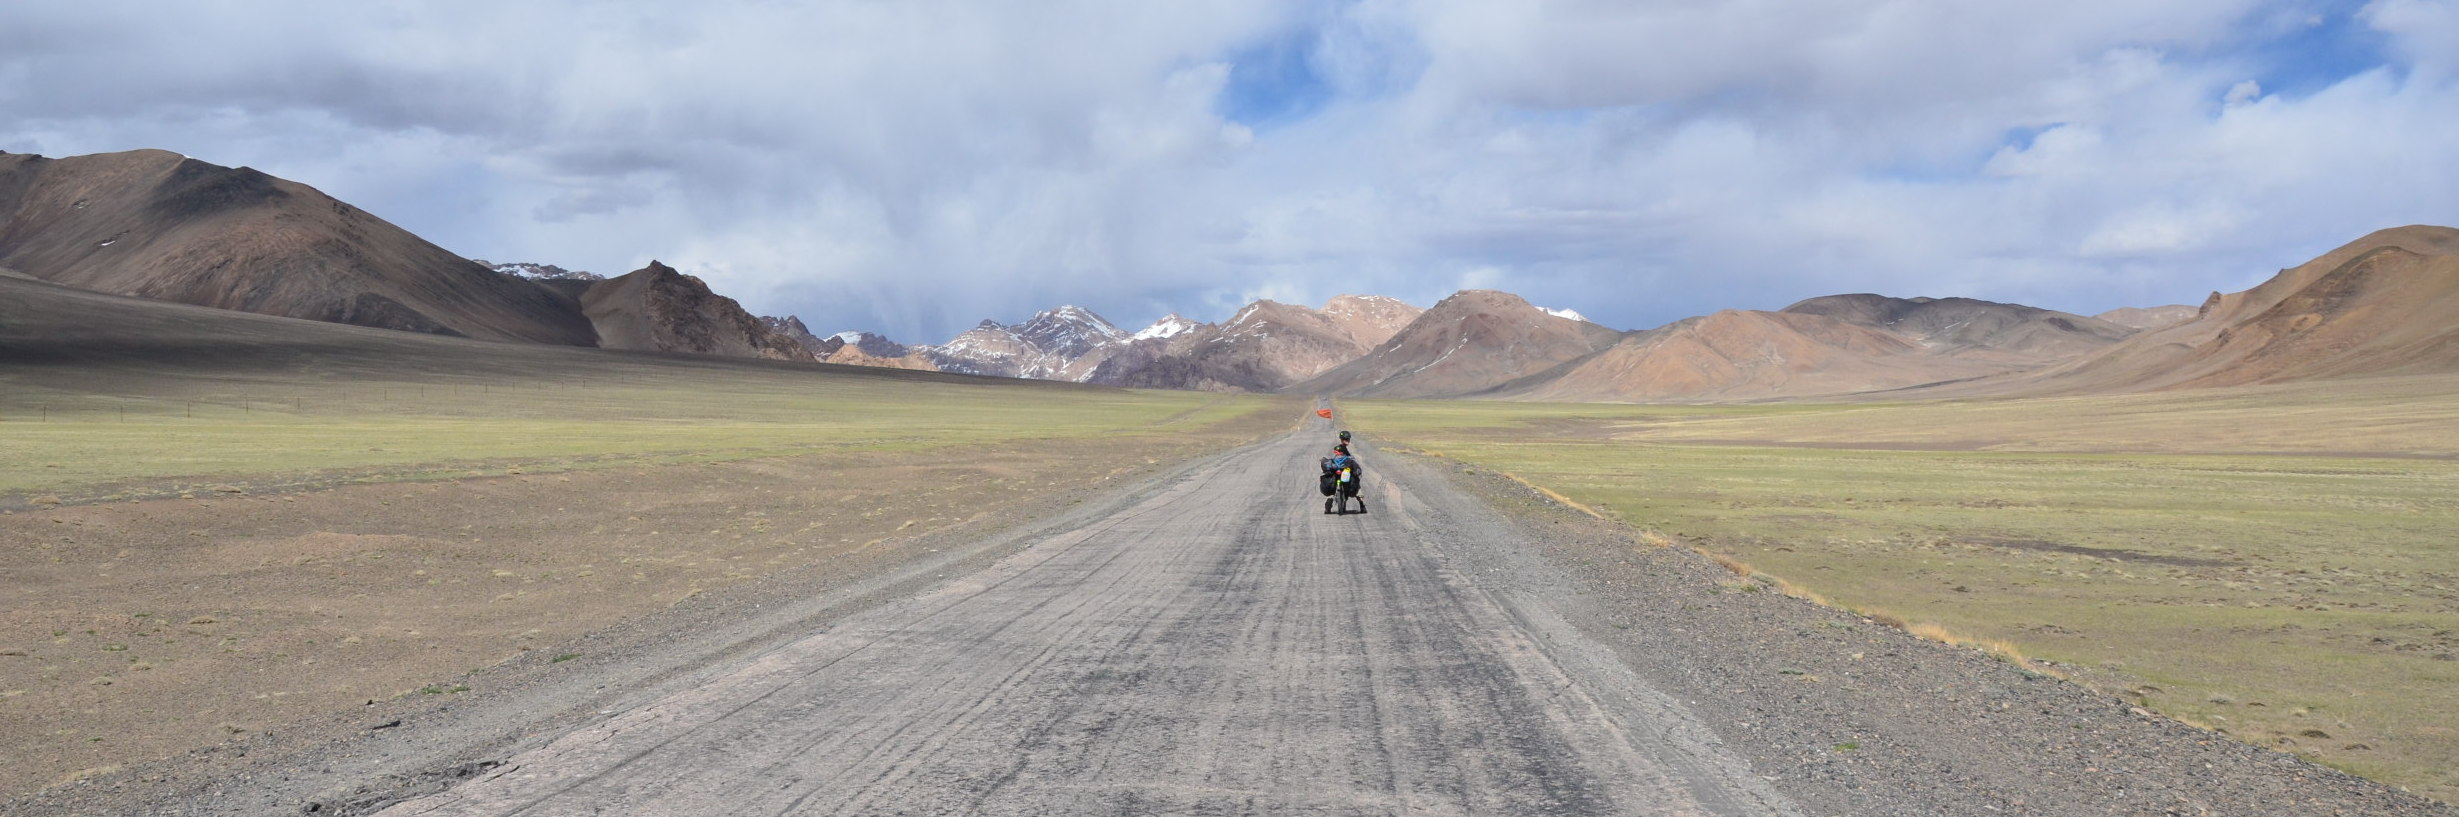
top-left (1292, 290), bottom-right (1623, 399)
top-left (1985, 225), bottom-right (2459, 394)
top-left (0, 149), bottom-right (595, 345)
top-left (1, 149), bottom-right (814, 364)
top-left (1501, 296), bottom-right (2133, 403)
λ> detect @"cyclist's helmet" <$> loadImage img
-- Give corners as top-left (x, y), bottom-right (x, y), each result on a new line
top-left (1338, 430), bottom-right (1352, 441)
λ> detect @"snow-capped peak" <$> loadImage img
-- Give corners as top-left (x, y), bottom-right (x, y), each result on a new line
top-left (1028, 305), bottom-right (1128, 339)
top-left (1325, 294), bottom-right (1404, 312)
top-left (1014, 305), bottom-right (1128, 355)
top-left (829, 330), bottom-right (910, 358)
top-left (925, 304), bottom-right (1131, 381)
top-left (1541, 306), bottom-right (1591, 323)
top-left (1226, 302), bottom-right (1265, 326)
top-left (479, 259), bottom-right (603, 282)
top-left (1134, 314), bottom-right (1200, 341)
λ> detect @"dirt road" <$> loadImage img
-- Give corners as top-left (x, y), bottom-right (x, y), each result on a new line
top-left (18, 419), bottom-right (2440, 816)
top-left (368, 427), bottom-right (1796, 816)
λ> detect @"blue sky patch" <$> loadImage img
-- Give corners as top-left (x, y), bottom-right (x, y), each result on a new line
top-left (1215, 26), bottom-right (1333, 129)
top-left (1998, 123), bottom-right (2066, 153)
top-left (2230, 2), bottom-right (2393, 98)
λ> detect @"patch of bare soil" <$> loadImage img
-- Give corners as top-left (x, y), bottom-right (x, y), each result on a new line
top-left (0, 423), bottom-right (1277, 812)
top-left (1656, 438), bottom-right (2005, 452)
top-left (1963, 536), bottom-right (2234, 567)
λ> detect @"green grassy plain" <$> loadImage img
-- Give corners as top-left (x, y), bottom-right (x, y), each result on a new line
top-left (0, 356), bottom-right (1275, 501)
top-left (1, 282), bottom-right (1295, 795)
top-left (0, 276), bottom-right (1284, 502)
top-left (1347, 375), bottom-right (2459, 801)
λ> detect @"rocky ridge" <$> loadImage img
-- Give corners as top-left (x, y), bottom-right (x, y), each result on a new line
top-left (1088, 295), bottom-right (1426, 393)
top-left (579, 262), bottom-right (814, 362)
top-left (923, 305), bottom-right (1131, 381)
top-left (481, 260), bottom-right (604, 282)
top-left (758, 315), bottom-right (831, 354)
top-left (831, 331), bottom-right (910, 359)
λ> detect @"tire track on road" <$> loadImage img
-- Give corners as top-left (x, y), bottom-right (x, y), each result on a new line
top-left (374, 424), bottom-right (1798, 816)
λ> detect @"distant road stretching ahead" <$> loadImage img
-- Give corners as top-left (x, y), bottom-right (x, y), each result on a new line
top-left (374, 423), bottom-right (1796, 816)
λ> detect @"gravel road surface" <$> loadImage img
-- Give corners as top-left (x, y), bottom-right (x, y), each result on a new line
top-left (368, 426), bottom-right (1796, 816)
top-left (18, 420), bottom-right (2444, 816)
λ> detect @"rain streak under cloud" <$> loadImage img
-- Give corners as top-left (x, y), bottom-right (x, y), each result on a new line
top-left (4, 0), bottom-right (2457, 343)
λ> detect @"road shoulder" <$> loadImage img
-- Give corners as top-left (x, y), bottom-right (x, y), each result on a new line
top-left (1372, 448), bottom-right (2454, 817)
top-left (2, 434), bottom-right (1286, 817)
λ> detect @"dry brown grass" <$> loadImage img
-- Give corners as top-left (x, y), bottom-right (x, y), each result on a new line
top-left (0, 426), bottom-right (1293, 800)
top-left (1701, 549), bottom-right (1754, 577)
top-left (1905, 622), bottom-right (2031, 666)
top-left (1349, 378), bottom-right (2459, 801)
top-left (1674, 544), bottom-right (1829, 603)
top-left (0, 327), bottom-right (1295, 802)
top-left (1766, 576), bottom-right (1830, 606)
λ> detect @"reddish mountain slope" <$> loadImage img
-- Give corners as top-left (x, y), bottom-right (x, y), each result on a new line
top-left (813, 329), bottom-right (937, 371)
top-left (1318, 294), bottom-right (1423, 350)
top-left (2095, 305), bottom-right (2198, 331)
top-left (2004, 225), bottom-right (2459, 393)
top-left (0, 149), bottom-right (595, 345)
top-left (1781, 294), bottom-right (2136, 363)
top-left (1504, 295), bottom-right (2137, 402)
top-left (823, 345), bottom-right (939, 371)
top-left (1091, 296), bottom-right (1423, 392)
top-left (1508, 310), bottom-right (1972, 401)
top-left (1291, 290), bottom-right (1622, 398)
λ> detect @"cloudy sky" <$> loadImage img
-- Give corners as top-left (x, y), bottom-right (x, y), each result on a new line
top-left (5, 1), bottom-right (2456, 342)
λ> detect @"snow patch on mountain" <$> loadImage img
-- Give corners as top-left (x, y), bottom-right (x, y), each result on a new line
top-left (757, 315), bottom-right (825, 351)
top-left (1014, 304), bottom-right (1129, 356)
top-left (1135, 313), bottom-right (1201, 340)
top-left (828, 330), bottom-right (909, 358)
top-left (1542, 307), bottom-right (1591, 323)
top-left (924, 305), bottom-right (1130, 382)
top-left (478, 260), bottom-right (603, 282)
top-left (1324, 294), bottom-right (1408, 313)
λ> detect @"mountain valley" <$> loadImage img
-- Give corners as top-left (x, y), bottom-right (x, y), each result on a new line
top-left (9, 147), bottom-right (2459, 403)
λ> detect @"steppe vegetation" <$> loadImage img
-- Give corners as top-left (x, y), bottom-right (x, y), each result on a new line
top-left (0, 356), bottom-right (1267, 501)
top-left (0, 304), bottom-right (1288, 797)
top-left (1348, 375), bottom-right (2459, 801)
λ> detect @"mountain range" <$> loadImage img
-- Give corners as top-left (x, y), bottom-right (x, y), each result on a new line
top-left (0, 149), bottom-right (596, 345)
top-left (0, 149), bottom-right (812, 362)
top-left (1926, 224), bottom-right (2459, 397)
top-left (7, 148), bottom-right (2456, 402)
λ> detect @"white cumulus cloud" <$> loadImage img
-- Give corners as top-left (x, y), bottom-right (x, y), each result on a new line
top-left (2, 0), bottom-right (2453, 341)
